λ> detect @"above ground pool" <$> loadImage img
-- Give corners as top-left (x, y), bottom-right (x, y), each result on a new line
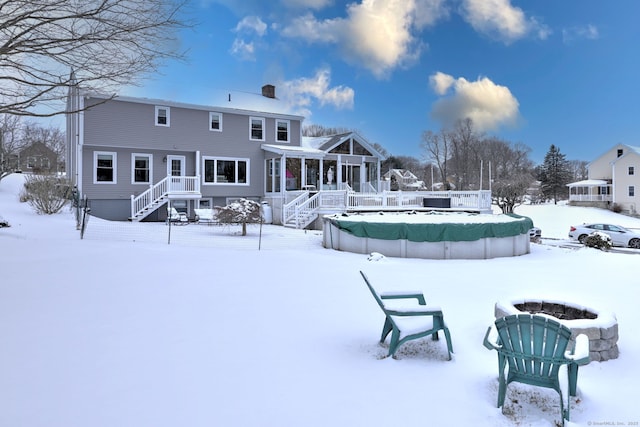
top-left (322, 211), bottom-right (534, 260)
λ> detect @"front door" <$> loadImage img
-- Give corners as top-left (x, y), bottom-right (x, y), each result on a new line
top-left (167, 155), bottom-right (186, 191)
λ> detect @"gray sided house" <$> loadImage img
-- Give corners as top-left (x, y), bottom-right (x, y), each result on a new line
top-left (3, 142), bottom-right (59, 174)
top-left (66, 84), bottom-right (387, 227)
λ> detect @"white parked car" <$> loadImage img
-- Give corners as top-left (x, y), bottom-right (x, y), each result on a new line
top-left (568, 223), bottom-right (640, 249)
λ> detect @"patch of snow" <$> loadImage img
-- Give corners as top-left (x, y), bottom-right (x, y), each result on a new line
top-left (2, 173), bottom-right (640, 427)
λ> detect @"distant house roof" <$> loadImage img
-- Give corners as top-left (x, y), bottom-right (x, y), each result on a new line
top-left (383, 169), bottom-right (418, 179)
top-left (588, 143), bottom-right (640, 167)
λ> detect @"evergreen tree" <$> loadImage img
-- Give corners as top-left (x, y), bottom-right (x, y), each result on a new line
top-left (538, 145), bottom-right (572, 204)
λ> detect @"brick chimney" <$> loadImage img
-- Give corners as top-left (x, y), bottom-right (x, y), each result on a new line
top-left (261, 84), bottom-right (276, 99)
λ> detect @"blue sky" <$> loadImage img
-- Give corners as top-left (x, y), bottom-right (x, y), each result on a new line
top-left (122, 0), bottom-right (640, 164)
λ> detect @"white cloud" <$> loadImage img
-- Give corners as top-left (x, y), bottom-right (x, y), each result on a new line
top-left (341, 0), bottom-right (421, 78)
top-left (429, 72), bottom-right (520, 132)
top-left (429, 71), bottom-right (455, 95)
top-left (229, 39), bottom-right (255, 61)
top-left (279, 68), bottom-right (354, 118)
top-left (414, 0), bottom-right (450, 28)
top-left (280, 13), bottom-right (341, 43)
top-left (562, 24), bottom-right (599, 44)
top-left (234, 16), bottom-right (268, 36)
top-left (460, 0), bottom-right (550, 44)
top-left (280, 0), bottom-right (449, 78)
top-left (230, 16), bottom-right (267, 61)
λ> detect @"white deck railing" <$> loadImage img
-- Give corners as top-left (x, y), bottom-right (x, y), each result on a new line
top-left (346, 190), bottom-right (492, 211)
top-left (167, 176), bottom-right (200, 194)
top-left (568, 194), bottom-right (612, 202)
top-left (282, 189), bottom-right (492, 227)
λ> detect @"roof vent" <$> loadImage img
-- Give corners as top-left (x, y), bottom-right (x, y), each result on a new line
top-left (262, 84), bottom-right (275, 99)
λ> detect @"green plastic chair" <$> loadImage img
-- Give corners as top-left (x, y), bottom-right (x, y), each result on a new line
top-left (483, 314), bottom-right (590, 425)
top-left (359, 271), bottom-right (453, 360)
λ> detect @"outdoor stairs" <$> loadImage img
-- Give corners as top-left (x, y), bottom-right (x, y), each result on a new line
top-left (129, 175), bottom-right (201, 222)
top-left (283, 209), bottom-right (318, 229)
top-left (129, 194), bottom-right (169, 222)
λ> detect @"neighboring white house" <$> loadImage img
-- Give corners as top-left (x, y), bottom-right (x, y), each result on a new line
top-left (567, 144), bottom-right (640, 214)
top-left (382, 169), bottom-right (426, 191)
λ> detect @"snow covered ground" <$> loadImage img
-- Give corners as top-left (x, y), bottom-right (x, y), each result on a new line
top-left (1, 173), bottom-right (639, 427)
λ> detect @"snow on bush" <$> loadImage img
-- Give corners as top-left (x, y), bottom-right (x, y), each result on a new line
top-left (584, 231), bottom-right (612, 251)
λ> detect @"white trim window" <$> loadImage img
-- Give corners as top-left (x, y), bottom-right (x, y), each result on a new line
top-left (94, 151), bottom-right (117, 183)
top-left (276, 119), bottom-right (290, 143)
top-left (203, 157), bottom-right (249, 185)
top-left (250, 116), bottom-right (265, 141)
top-left (629, 166), bottom-right (635, 176)
top-left (209, 112), bottom-right (223, 132)
top-left (155, 106), bottom-right (170, 127)
top-left (132, 153), bottom-right (152, 184)
top-left (26, 157), bottom-right (36, 169)
top-left (630, 186), bottom-right (635, 197)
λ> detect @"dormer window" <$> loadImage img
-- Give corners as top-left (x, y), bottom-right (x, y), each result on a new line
top-left (155, 106), bottom-right (170, 127)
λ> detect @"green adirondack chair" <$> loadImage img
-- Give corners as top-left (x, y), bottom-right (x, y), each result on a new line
top-left (359, 271), bottom-right (453, 360)
top-left (483, 314), bottom-right (590, 425)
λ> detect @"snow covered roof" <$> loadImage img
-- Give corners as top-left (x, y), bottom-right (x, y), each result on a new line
top-left (302, 132), bottom-right (353, 151)
top-left (301, 132), bottom-right (386, 159)
top-left (85, 90), bottom-right (305, 120)
top-left (566, 179), bottom-right (609, 187)
top-left (262, 132), bottom-right (386, 159)
top-left (261, 144), bottom-right (325, 158)
top-left (300, 135), bottom-right (334, 150)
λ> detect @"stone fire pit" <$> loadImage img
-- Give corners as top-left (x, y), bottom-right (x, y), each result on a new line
top-left (495, 299), bottom-right (619, 362)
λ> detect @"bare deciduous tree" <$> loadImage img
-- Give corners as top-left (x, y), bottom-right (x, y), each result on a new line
top-left (0, 113), bottom-right (23, 178)
top-left (1, 116), bottom-right (66, 181)
top-left (477, 138), bottom-right (535, 212)
top-left (491, 173), bottom-right (535, 214)
top-left (21, 122), bottom-right (65, 166)
top-left (422, 120), bottom-right (536, 207)
top-left (302, 124), bottom-right (351, 137)
top-left (0, 0), bottom-right (190, 117)
top-left (420, 129), bottom-right (452, 189)
top-left (448, 118), bottom-right (483, 190)
top-left (568, 159), bottom-right (589, 181)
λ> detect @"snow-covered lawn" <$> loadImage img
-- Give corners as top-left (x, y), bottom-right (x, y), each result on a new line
top-left (1, 174), bottom-right (639, 427)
